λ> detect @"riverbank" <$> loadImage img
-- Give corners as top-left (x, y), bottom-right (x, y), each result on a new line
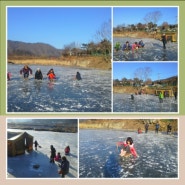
top-left (79, 119), bottom-right (178, 133)
top-left (8, 56), bottom-right (111, 70)
top-left (113, 86), bottom-right (156, 95)
top-left (113, 31), bottom-right (155, 39)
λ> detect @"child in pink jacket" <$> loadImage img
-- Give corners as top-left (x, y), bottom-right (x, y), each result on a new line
top-left (117, 137), bottom-right (139, 158)
top-left (132, 42), bottom-right (139, 51)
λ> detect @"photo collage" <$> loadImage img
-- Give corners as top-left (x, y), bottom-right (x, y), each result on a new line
top-left (3, 5), bottom-right (180, 181)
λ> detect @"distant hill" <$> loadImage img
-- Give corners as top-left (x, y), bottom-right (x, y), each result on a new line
top-left (8, 40), bottom-right (61, 57)
top-left (153, 76), bottom-right (177, 86)
top-left (8, 119), bottom-right (78, 133)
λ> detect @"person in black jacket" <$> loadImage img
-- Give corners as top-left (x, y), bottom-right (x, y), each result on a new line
top-left (75, 71), bottom-right (82, 81)
top-left (145, 123), bottom-right (149, 133)
top-left (161, 33), bottom-right (167, 49)
top-left (58, 156), bottom-right (70, 178)
top-left (34, 140), bottom-right (39, 150)
top-left (167, 123), bottom-right (172, 135)
top-left (35, 68), bottom-right (43, 80)
top-left (50, 145), bottom-right (56, 163)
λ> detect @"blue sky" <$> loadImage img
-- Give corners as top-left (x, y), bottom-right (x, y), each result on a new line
top-left (113, 7), bottom-right (178, 27)
top-left (7, 7), bottom-right (111, 49)
top-left (113, 62), bottom-right (178, 81)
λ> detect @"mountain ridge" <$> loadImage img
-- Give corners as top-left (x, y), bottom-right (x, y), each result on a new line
top-left (8, 40), bottom-right (61, 57)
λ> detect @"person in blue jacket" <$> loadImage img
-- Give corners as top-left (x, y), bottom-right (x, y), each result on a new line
top-left (138, 40), bottom-right (145, 47)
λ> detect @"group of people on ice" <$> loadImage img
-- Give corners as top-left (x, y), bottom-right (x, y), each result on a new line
top-left (32, 141), bottom-right (70, 177)
top-left (121, 33), bottom-right (167, 52)
top-left (122, 40), bottom-right (145, 51)
top-left (50, 145), bottom-right (71, 178)
top-left (137, 122), bottom-right (173, 135)
top-left (7, 65), bottom-right (82, 82)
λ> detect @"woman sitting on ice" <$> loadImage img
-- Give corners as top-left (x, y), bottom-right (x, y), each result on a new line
top-left (116, 137), bottom-right (139, 158)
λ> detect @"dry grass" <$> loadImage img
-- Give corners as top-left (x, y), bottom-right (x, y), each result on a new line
top-left (113, 31), bottom-right (155, 39)
top-left (79, 119), bottom-right (178, 132)
top-left (113, 86), bottom-right (156, 95)
top-left (8, 56), bottom-right (111, 70)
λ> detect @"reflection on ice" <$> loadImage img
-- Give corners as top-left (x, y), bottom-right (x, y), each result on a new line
top-left (7, 64), bottom-right (111, 112)
top-left (79, 129), bottom-right (178, 178)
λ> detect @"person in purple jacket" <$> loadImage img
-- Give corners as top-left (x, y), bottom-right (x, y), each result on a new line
top-left (20, 65), bottom-right (32, 79)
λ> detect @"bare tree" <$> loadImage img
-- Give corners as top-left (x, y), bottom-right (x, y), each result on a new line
top-left (94, 19), bottom-right (111, 42)
top-left (134, 68), bottom-right (144, 82)
top-left (134, 67), bottom-right (152, 83)
top-left (143, 11), bottom-right (162, 28)
top-left (143, 67), bottom-right (152, 82)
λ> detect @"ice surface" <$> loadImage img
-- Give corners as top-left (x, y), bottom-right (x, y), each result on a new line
top-left (79, 129), bottom-right (178, 178)
top-left (113, 93), bottom-right (178, 112)
top-left (113, 37), bottom-right (178, 61)
top-left (7, 64), bottom-right (112, 112)
top-left (7, 129), bottom-right (78, 178)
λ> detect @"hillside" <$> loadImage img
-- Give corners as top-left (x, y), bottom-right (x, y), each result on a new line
top-left (8, 40), bottom-right (61, 57)
top-left (8, 120), bottom-right (78, 133)
top-left (79, 119), bottom-right (178, 133)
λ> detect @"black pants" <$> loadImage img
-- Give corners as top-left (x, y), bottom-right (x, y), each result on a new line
top-left (162, 41), bottom-right (166, 49)
top-left (24, 73), bottom-right (29, 78)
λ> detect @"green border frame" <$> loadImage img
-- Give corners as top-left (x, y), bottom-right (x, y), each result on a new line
top-left (1, 1), bottom-right (184, 115)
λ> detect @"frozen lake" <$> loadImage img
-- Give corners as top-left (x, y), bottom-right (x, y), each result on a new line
top-left (7, 64), bottom-right (112, 112)
top-left (79, 129), bottom-right (178, 178)
top-left (7, 129), bottom-right (78, 178)
top-left (113, 37), bottom-right (178, 61)
top-left (113, 93), bottom-right (178, 113)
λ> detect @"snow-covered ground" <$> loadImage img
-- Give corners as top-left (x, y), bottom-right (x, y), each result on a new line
top-left (7, 64), bottom-right (112, 112)
top-left (7, 129), bottom-right (78, 178)
top-left (113, 37), bottom-right (178, 61)
top-left (79, 129), bottom-right (178, 178)
top-left (113, 93), bottom-right (178, 112)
